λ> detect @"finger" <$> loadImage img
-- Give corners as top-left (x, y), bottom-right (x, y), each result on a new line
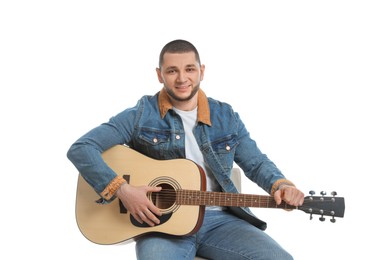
top-left (149, 204), bottom-right (162, 216)
top-left (274, 190), bottom-right (282, 205)
top-left (137, 211), bottom-right (155, 227)
top-left (147, 186), bottom-right (162, 193)
top-left (299, 195), bottom-right (304, 205)
top-left (293, 191), bottom-right (305, 206)
top-left (132, 213), bottom-right (143, 224)
top-left (145, 209), bottom-right (161, 225)
top-left (284, 190), bottom-right (304, 206)
top-left (282, 190), bottom-right (296, 205)
top-left (141, 211), bottom-right (160, 227)
top-left (146, 187), bottom-right (163, 216)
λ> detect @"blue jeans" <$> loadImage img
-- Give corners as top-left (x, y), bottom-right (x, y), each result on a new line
top-left (136, 210), bottom-right (293, 260)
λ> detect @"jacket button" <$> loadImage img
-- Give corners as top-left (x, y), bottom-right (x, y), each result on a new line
top-left (176, 135), bottom-right (181, 140)
top-left (226, 145), bottom-right (231, 151)
top-left (153, 138), bottom-right (158, 143)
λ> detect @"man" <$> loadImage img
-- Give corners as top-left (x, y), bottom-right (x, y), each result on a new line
top-left (67, 39), bottom-right (304, 259)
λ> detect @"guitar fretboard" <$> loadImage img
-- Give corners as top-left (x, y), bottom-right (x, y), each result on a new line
top-left (176, 190), bottom-right (296, 209)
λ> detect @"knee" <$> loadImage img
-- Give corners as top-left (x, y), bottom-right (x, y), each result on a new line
top-left (263, 247), bottom-right (293, 260)
top-left (277, 250), bottom-right (294, 260)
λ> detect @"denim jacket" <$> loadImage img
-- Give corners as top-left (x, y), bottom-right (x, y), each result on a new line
top-left (67, 88), bottom-right (293, 230)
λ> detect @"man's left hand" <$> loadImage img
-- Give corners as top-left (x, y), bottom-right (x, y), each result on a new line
top-left (274, 185), bottom-right (305, 206)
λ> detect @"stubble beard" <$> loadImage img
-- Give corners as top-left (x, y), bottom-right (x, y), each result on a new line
top-left (164, 83), bottom-right (200, 102)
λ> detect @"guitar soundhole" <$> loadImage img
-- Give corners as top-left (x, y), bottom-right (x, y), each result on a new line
top-left (151, 183), bottom-right (176, 209)
top-left (148, 177), bottom-right (181, 214)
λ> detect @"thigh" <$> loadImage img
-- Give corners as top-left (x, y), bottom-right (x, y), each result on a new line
top-left (135, 233), bottom-right (197, 260)
top-left (196, 210), bottom-right (293, 260)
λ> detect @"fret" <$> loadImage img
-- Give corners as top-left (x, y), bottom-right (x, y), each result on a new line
top-left (184, 189), bottom-right (189, 205)
top-left (187, 190), bottom-right (192, 205)
top-left (208, 192), bottom-right (213, 205)
top-left (238, 194), bottom-right (244, 207)
top-left (225, 192), bottom-right (232, 206)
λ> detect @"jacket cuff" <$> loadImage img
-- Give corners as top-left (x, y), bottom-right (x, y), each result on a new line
top-left (100, 175), bottom-right (127, 201)
top-left (271, 179), bottom-right (295, 196)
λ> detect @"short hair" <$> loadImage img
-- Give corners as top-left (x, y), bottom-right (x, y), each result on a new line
top-left (159, 39), bottom-right (201, 68)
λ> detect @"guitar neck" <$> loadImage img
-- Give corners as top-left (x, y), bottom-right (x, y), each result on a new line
top-left (176, 189), bottom-right (296, 210)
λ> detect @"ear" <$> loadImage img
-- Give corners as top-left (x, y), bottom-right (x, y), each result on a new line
top-left (156, 68), bottom-right (164, 83)
top-left (200, 64), bottom-right (205, 81)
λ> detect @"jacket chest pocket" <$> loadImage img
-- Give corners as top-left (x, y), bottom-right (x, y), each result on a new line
top-left (133, 128), bottom-right (183, 159)
top-left (210, 134), bottom-right (238, 169)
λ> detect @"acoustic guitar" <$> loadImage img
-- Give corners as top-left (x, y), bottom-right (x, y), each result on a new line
top-left (75, 145), bottom-right (345, 245)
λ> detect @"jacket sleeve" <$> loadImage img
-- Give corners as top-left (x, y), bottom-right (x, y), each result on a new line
top-left (67, 103), bottom-right (141, 203)
top-left (233, 111), bottom-right (295, 195)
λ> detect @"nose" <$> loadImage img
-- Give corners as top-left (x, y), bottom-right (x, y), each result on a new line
top-left (176, 71), bottom-right (187, 83)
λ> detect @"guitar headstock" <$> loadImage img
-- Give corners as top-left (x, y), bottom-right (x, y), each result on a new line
top-left (299, 191), bottom-right (345, 222)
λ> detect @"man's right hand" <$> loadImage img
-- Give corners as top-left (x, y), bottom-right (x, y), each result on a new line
top-left (115, 183), bottom-right (162, 227)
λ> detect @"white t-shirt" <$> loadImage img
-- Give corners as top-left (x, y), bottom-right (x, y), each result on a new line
top-left (172, 107), bottom-right (222, 194)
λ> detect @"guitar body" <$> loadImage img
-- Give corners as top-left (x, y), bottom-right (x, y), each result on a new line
top-left (76, 145), bottom-right (206, 245)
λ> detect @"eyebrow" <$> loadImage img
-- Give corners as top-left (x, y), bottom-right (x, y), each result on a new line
top-left (164, 64), bottom-right (197, 71)
top-left (164, 66), bottom-right (177, 71)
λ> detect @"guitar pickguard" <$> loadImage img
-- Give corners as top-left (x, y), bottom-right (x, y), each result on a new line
top-left (130, 212), bottom-right (173, 227)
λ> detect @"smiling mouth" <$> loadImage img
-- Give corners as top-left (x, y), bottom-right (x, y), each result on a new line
top-left (176, 85), bottom-right (191, 90)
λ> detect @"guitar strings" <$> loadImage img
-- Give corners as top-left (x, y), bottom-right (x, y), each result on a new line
top-left (154, 189), bottom-right (322, 203)
top-left (151, 190), bottom-right (339, 216)
top-left (151, 189), bottom-right (293, 208)
top-left (155, 189), bottom-right (336, 202)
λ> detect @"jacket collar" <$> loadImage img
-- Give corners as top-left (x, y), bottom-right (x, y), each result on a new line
top-left (158, 88), bottom-right (212, 126)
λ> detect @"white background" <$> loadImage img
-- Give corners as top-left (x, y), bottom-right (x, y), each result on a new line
top-left (1, 1), bottom-right (389, 259)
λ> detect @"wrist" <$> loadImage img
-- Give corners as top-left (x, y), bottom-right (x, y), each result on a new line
top-left (115, 182), bottom-right (128, 198)
top-left (271, 179), bottom-right (295, 196)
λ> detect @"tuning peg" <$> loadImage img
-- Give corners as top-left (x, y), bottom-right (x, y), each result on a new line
top-left (309, 190), bottom-right (315, 196)
top-left (320, 216), bottom-right (325, 221)
top-left (320, 191), bottom-right (327, 196)
top-left (331, 191), bottom-right (337, 196)
top-left (330, 216), bottom-right (336, 223)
